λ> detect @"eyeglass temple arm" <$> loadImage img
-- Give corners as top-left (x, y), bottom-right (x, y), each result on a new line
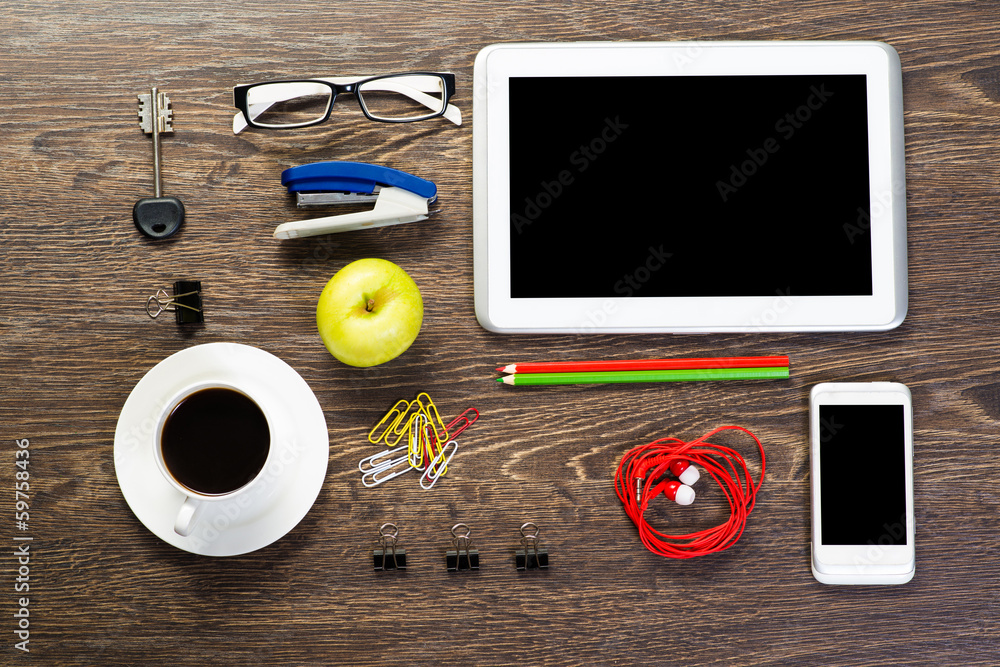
top-left (232, 77), bottom-right (462, 134)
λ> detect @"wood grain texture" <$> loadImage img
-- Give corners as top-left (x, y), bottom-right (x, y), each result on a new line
top-left (2, 0), bottom-right (1000, 664)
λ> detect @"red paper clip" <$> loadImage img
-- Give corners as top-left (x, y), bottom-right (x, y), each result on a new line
top-left (444, 408), bottom-right (479, 440)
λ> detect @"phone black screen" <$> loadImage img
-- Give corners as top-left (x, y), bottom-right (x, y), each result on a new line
top-left (818, 404), bottom-right (907, 545)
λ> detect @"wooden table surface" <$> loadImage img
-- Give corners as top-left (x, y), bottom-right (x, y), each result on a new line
top-left (3, 1), bottom-right (1000, 665)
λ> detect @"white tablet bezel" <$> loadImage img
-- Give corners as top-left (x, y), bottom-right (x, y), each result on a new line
top-left (472, 41), bottom-right (907, 333)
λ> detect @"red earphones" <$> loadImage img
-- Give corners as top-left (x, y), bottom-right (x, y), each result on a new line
top-left (615, 426), bottom-right (767, 559)
top-left (635, 458), bottom-right (701, 506)
top-left (655, 479), bottom-right (696, 506)
top-left (669, 459), bottom-right (701, 486)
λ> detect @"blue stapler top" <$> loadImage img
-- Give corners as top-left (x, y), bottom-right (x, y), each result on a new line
top-left (273, 161), bottom-right (438, 239)
top-left (280, 161), bottom-right (437, 201)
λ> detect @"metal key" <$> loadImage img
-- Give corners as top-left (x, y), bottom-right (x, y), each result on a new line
top-left (133, 87), bottom-right (185, 239)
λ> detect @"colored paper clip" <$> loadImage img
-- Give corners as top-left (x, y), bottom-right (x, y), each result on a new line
top-left (419, 408), bottom-right (477, 478)
top-left (368, 399), bottom-right (408, 445)
top-left (361, 453), bottom-right (412, 488)
top-left (444, 408), bottom-right (479, 440)
top-left (414, 392), bottom-right (449, 445)
top-left (420, 440), bottom-right (458, 490)
top-left (422, 420), bottom-right (443, 473)
top-left (391, 398), bottom-right (426, 446)
top-left (273, 161), bottom-right (437, 239)
top-left (363, 394), bottom-right (479, 488)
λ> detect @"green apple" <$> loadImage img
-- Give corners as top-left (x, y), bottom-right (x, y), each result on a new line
top-left (316, 258), bottom-right (423, 367)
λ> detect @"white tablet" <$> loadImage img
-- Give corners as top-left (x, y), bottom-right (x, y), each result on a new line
top-left (472, 41), bottom-right (907, 333)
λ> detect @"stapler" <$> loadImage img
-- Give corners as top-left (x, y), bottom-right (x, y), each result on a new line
top-left (273, 161), bottom-right (437, 239)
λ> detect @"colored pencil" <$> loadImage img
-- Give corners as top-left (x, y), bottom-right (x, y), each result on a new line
top-left (497, 367), bottom-right (790, 386)
top-left (496, 355), bottom-right (789, 375)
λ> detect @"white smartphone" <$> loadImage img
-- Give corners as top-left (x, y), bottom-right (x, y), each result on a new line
top-left (809, 382), bottom-right (915, 584)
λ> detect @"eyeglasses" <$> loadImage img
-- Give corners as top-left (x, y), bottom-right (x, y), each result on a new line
top-left (232, 72), bottom-right (461, 134)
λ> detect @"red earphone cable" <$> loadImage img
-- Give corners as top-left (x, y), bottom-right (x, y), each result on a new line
top-left (614, 425), bottom-right (766, 558)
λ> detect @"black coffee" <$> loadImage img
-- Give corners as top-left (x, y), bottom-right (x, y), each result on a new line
top-left (161, 387), bottom-right (270, 495)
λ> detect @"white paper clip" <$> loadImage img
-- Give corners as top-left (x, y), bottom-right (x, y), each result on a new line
top-left (362, 454), bottom-right (412, 488)
top-left (358, 445), bottom-right (407, 475)
top-left (408, 414), bottom-right (427, 469)
top-left (420, 440), bottom-right (458, 491)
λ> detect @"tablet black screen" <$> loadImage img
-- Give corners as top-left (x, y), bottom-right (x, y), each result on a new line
top-left (508, 75), bottom-right (872, 298)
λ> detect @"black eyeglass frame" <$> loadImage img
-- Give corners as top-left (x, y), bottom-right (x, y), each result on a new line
top-left (233, 72), bottom-right (457, 128)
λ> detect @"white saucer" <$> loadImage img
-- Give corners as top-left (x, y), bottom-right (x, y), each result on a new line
top-left (114, 343), bottom-right (329, 556)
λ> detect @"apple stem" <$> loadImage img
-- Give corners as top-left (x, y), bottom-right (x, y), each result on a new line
top-left (366, 298), bottom-right (375, 313)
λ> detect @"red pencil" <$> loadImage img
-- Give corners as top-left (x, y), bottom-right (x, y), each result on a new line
top-left (496, 355), bottom-right (789, 375)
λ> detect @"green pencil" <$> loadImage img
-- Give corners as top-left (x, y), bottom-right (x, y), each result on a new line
top-left (497, 366), bottom-right (789, 386)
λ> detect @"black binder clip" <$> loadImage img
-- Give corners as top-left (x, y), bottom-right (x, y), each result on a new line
top-left (446, 523), bottom-right (479, 572)
top-left (373, 523), bottom-right (406, 571)
top-left (146, 280), bottom-right (203, 324)
top-left (515, 522), bottom-right (549, 571)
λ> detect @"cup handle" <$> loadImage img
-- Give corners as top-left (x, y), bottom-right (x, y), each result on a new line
top-left (174, 497), bottom-right (203, 537)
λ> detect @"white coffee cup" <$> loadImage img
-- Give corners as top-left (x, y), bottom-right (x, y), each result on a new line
top-left (154, 382), bottom-right (274, 537)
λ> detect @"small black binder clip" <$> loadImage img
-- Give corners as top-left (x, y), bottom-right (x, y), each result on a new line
top-left (515, 522), bottom-right (549, 571)
top-left (446, 523), bottom-right (479, 572)
top-left (146, 280), bottom-right (203, 324)
top-left (373, 523), bottom-right (406, 571)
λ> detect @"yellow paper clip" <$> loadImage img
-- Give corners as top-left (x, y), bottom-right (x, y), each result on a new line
top-left (414, 392), bottom-right (449, 444)
top-left (395, 398), bottom-right (425, 434)
top-left (421, 419), bottom-right (448, 475)
top-left (388, 398), bottom-right (426, 447)
top-left (368, 399), bottom-right (408, 445)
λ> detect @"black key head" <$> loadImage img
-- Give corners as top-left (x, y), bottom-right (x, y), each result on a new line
top-left (133, 196), bottom-right (184, 239)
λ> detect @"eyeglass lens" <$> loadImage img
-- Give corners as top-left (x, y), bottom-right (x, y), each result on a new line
top-left (245, 75), bottom-right (447, 126)
top-left (358, 74), bottom-right (446, 121)
top-left (245, 81), bottom-right (332, 127)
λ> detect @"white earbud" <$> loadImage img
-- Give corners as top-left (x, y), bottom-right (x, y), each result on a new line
top-left (662, 480), bottom-right (696, 506)
top-left (670, 459), bottom-right (701, 486)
